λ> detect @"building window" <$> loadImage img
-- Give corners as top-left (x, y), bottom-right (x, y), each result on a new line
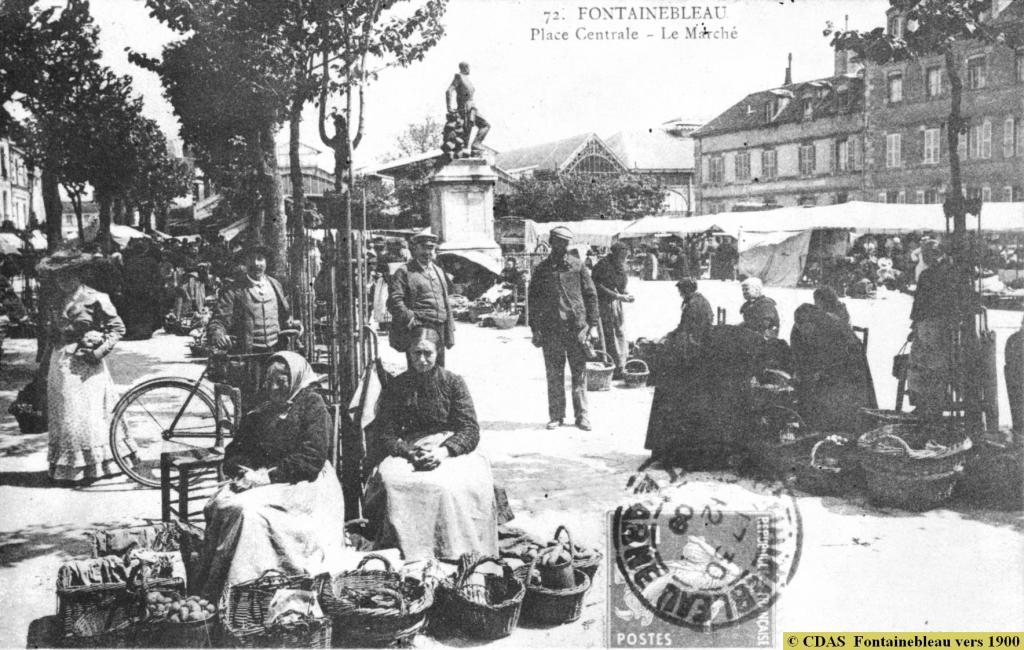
top-left (924, 189), bottom-right (938, 204)
top-left (708, 155), bottom-right (725, 184)
top-left (888, 14), bottom-right (902, 38)
top-left (0, 148), bottom-right (6, 179)
top-left (958, 130), bottom-right (968, 158)
top-left (764, 100), bottom-right (777, 123)
top-left (1005, 117), bottom-right (1017, 158)
top-left (897, 190), bottom-right (906, 204)
top-left (885, 133), bottom-right (901, 168)
top-left (1014, 186), bottom-right (1023, 201)
top-left (761, 149), bottom-right (777, 179)
top-left (970, 120), bottom-right (992, 159)
top-left (982, 186), bottom-right (991, 202)
top-left (926, 66), bottom-right (943, 98)
top-left (735, 151), bottom-right (751, 181)
top-left (836, 192), bottom-right (849, 204)
top-left (966, 186), bottom-right (982, 201)
top-left (798, 143), bottom-right (816, 176)
top-left (837, 90), bottom-right (850, 112)
top-left (797, 195), bottom-right (817, 207)
top-left (887, 73), bottom-right (903, 103)
top-left (885, 190), bottom-right (900, 204)
top-left (1003, 186), bottom-right (1014, 202)
top-left (836, 139), bottom-right (849, 172)
top-left (915, 190), bottom-right (925, 204)
top-left (967, 55), bottom-right (986, 90)
top-left (923, 128), bottom-right (941, 164)
top-left (1018, 121), bottom-right (1024, 156)
top-left (803, 99), bottom-right (814, 120)
top-left (1016, 50), bottom-right (1024, 83)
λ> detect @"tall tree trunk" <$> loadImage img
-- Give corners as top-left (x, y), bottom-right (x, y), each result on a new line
top-left (156, 204), bottom-right (168, 232)
top-left (943, 49), bottom-right (966, 259)
top-left (112, 196), bottom-right (125, 226)
top-left (71, 194), bottom-right (85, 241)
top-left (41, 168), bottom-right (62, 251)
top-left (259, 122), bottom-right (288, 278)
top-left (288, 97), bottom-right (314, 355)
top-left (97, 190), bottom-right (113, 251)
top-left (288, 98), bottom-right (306, 235)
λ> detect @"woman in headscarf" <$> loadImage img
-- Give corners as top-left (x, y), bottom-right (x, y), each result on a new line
top-left (790, 288), bottom-right (875, 432)
top-left (41, 250), bottom-right (132, 483)
top-left (365, 327), bottom-right (498, 561)
top-left (197, 351), bottom-right (347, 599)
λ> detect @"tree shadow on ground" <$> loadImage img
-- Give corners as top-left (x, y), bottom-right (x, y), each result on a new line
top-left (107, 348), bottom-right (185, 389)
top-left (0, 434), bottom-right (49, 458)
top-left (0, 470), bottom-right (53, 488)
top-left (0, 520), bottom-right (128, 568)
top-left (0, 470), bottom-right (148, 493)
top-left (480, 420), bottom-right (542, 432)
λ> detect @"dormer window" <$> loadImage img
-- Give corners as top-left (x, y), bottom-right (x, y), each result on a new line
top-left (764, 99), bottom-right (777, 122)
top-left (803, 99), bottom-right (814, 120)
top-left (887, 72), bottom-right (903, 103)
top-left (888, 14), bottom-right (903, 38)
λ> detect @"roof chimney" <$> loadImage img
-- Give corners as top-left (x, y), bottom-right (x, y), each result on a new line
top-left (784, 53), bottom-right (793, 86)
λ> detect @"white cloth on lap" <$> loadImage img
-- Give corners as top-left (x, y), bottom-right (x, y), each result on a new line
top-left (198, 461), bottom-right (346, 600)
top-left (366, 433), bottom-right (498, 562)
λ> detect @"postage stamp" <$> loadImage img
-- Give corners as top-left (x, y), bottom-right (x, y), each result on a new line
top-left (609, 474), bottom-right (802, 647)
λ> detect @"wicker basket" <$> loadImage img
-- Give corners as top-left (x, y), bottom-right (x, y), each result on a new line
top-left (550, 525), bottom-right (602, 581)
top-left (141, 589), bottom-right (217, 648)
top-left (435, 556), bottom-right (525, 640)
top-left (521, 568), bottom-right (591, 626)
top-left (858, 428), bottom-right (972, 511)
top-left (957, 441), bottom-right (1024, 510)
top-left (56, 560), bottom-right (183, 646)
top-left (221, 570), bottom-right (331, 648)
top-left (319, 554), bottom-right (433, 647)
top-left (621, 359), bottom-right (649, 388)
top-left (490, 311), bottom-right (520, 330)
top-left (793, 437), bottom-right (852, 496)
top-left (585, 351), bottom-right (614, 392)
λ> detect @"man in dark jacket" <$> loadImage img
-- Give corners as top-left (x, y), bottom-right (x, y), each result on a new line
top-left (591, 241), bottom-right (634, 378)
top-left (387, 232), bottom-right (455, 366)
top-left (528, 226), bottom-right (599, 431)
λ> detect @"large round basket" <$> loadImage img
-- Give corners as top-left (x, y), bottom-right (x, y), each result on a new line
top-left (142, 591), bottom-right (218, 649)
top-left (318, 554), bottom-right (433, 648)
top-left (621, 359), bottom-right (649, 388)
top-left (221, 570), bottom-right (331, 648)
top-left (585, 351), bottom-right (614, 392)
top-left (551, 525), bottom-right (602, 581)
top-left (435, 557), bottom-right (525, 640)
top-left (858, 427), bottom-right (972, 511)
top-left (521, 569), bottom-right (591, 626)
top-left (957, 440), bottom-right (1024, 510)
top-left (490, 312), bottom-right (520, 330)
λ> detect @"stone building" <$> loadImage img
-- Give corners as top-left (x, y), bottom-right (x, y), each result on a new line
top-left (864, 0), bottom-right (1024, 205)
top-left (0, 137), bottom-right (42, 230)
top-left (605, 119), bottom-right (698, 215)
top-left (693, 0), bottom-right (1024, 214)
top-left (692, 57), bottom-right (868, 214)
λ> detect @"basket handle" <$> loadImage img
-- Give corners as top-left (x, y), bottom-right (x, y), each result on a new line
top-left (809, 439), bottom-right (843, 472)
top-left (457, 557), bottom-right (509, 588)
top-left (593, 350), bottom-right (613, 367)
top-left (552, 525), bottom-right (575, 554)
top-left (624, 358), bottom-right (649, 374)
top-left (372, 586), bottom-right (409, 617)
top-left (355, 553), bottom-right (393, 572)
top-left (254, 568), bottom-right (292, 591)
top-left (868, 432), bottom-right (914, 456)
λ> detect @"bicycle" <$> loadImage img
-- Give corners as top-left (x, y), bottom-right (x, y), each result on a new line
top-left (109, 330), bottom-right (301, 488)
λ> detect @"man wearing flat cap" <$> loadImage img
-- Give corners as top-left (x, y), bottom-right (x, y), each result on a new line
top-left (387, 232), bottom-right (455, 366)
top-left (528, 226), bottom-right (600, 431)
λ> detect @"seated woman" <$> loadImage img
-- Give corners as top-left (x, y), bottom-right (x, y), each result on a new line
top-left (790, 288), bottom-right (876, 432)
top-left (365, 327), bottom-right (498, 562)
top-left (197, 351), bottom-right (347, 599)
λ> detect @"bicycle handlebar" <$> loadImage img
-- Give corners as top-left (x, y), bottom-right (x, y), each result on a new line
top-left (208, 329), bottom-right (304, 360)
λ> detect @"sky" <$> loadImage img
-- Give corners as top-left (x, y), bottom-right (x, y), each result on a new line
top-left (81, 0), bottom-right (890, 169)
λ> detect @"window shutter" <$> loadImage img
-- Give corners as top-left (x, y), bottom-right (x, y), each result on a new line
top-left (829, 140), bottom-right (837, 173)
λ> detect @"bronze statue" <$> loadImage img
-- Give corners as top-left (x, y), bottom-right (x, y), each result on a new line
top-left (444, 62), bottom-right (490, 158)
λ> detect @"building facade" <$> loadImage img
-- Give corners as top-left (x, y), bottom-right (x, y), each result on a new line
top-left (605, 119), bottom-right (697, 215)
top-left (0, 138), bottom-right (42, 229)
top-left (864, 3), bottom-right (1024, 205)
top-left (693, 0), bottom-right (1024, 214)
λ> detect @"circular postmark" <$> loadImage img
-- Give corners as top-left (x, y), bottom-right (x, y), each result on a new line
top-left (613, 474), bottom-right (802, 631)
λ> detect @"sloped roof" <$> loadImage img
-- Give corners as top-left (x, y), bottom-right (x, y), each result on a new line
top-left (604, 128), bottom-right (695, 171)
top-left (994, 0), bottom-right (1024, 24)
top-left (495, 133), bottom-right (594, 173)
top-left (692, 74), bottom-right (865, 138)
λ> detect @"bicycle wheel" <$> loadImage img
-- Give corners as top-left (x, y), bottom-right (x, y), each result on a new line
top-left (109, 377), bottom-right (218, 488)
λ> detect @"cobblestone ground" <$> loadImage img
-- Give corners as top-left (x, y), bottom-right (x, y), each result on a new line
top-left (1, 280), bottom-right (1021, 648)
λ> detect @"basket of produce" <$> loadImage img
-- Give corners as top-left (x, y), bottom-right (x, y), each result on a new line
top-left (521, 567), bottom-right (591, 626)
top-left (489, 311), bottom-right (520, 330)
top-left (621, 359), bottom-right (649, 388)
top-left (221, 570), bottom-right (331, 648)
top-left (857, 425), bottom-right (973, 511)
top-left (142, 590), bottom-right (217, 648)
top-left (319, 554), bottom-right (433, 647)
top-left (435, 555), bottom-right (526, 640)
top-left (585, 351), bottom-right (614, 392)
top-left (56, 557), bottom-right (183, 647)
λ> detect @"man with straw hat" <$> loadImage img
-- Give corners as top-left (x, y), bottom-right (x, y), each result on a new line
top-left (528, 226), bottom-right (599, 431)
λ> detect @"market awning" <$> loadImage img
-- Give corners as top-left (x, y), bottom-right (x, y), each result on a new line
top-left (532, 220), bottom-right (631, 247)
top-left (219, 217), bottom-right (249, 242)
top-left (82, 223), bottom-right (152, 248)
top-left (437, 249), bottom-right (502, 275)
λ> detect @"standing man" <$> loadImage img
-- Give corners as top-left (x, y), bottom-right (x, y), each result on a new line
top-left (528, 226), bottom-right (600, 431)
top-left (591, 241), bottom-right (634, 379)
top-left (387, 233), bottom-right (455, 367)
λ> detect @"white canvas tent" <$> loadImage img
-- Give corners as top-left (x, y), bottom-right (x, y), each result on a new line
top-left (532, 220), bottom-right (632, 247)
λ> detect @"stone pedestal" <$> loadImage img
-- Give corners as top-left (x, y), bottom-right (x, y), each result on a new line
top-left (428, 158), bottom-right (501, 262)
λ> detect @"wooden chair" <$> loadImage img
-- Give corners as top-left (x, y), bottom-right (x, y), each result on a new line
top-left (159, 383), bottom-right (239, 528)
